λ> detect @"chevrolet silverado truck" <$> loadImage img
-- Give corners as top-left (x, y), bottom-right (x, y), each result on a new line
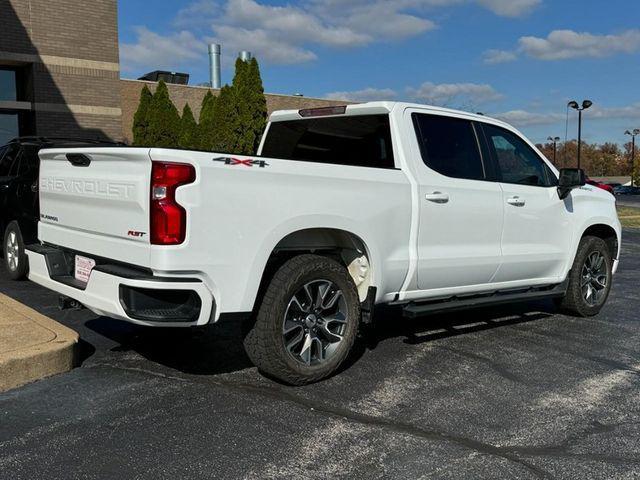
top-left (24, 102), bottom-right (621, 384)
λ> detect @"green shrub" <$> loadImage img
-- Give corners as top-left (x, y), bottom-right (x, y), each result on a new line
top-left (179, 103), bottom-right (198, 150)
top-left (146, 80), bottom-right (180, 148)
top-left (132, 85), bottom-right (153, 146)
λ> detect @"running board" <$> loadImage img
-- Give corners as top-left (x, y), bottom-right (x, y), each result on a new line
top-left (402, 281), bottom-right (568, 318)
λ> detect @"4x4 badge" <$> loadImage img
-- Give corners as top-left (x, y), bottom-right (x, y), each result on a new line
top-left (213, 157), bottom-right (269, 168)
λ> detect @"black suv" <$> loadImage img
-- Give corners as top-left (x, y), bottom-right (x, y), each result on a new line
top-left (1, 137), bottom-right (122, 280)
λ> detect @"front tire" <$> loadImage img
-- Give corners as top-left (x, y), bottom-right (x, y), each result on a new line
top-left (557, 235), bottom-right (613, 317)
top-left (244, 254), bottom-right (360, 385)
top-left (3, 222), bottom-right (28, 281)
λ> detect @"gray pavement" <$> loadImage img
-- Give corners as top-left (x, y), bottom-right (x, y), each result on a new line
top-left (1, 231), bottom-right (640, 479)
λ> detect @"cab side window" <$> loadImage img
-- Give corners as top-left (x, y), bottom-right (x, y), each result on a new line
top-left (482, 124), bottom-right (553, 187)
top-left (412, 113), bottom-right (485, 181)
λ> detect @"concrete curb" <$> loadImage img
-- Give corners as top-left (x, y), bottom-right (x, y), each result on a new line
top-left (0, 292), bottom-right (78, 393)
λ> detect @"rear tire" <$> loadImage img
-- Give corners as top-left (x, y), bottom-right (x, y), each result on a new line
top-left (244, 254), bottom-right (360, 385)
top-left (557, 235), bottom-right (612, 317)
top-left (3, 222), bottom-right (28, 281)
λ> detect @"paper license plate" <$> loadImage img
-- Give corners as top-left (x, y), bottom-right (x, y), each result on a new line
top-left (74, 255), bottom-right (96, 283)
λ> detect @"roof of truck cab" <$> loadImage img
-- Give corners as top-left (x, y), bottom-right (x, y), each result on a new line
top-left (268, 101), bottom-right (511, 129)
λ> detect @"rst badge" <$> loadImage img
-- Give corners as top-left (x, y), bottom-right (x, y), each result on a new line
top-left (213, 157), bottom-right (269, 168)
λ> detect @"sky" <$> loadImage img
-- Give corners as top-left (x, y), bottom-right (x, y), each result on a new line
top-left (117, 0), bottom-right (640, 145)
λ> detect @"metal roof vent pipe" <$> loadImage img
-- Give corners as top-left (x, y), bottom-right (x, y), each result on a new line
top-left (239, 51), bottom-right (252, 62)
top-left (208, 43), bottom-right (221, 89)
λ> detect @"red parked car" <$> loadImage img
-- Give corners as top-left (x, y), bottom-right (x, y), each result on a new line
top-left (586, 179), bottom-right (615, 195)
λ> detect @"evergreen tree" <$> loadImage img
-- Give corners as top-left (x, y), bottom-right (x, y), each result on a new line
top-left (198, 90), bottom-right (217, 151)
top-left (132, 85), bottom-right (153, 146)
top-left (146, 80), bottom-right (181, 148)
top-left (245, 57), bottom-right (268, 153)
top-left (200, 56), bottom-right (268, 154)
top-left (211, 85), bottom-right (237, 153)
top-left (179, 103), bottom-right (198, 150)
top-left (228, 58), bottom-right (249, 153)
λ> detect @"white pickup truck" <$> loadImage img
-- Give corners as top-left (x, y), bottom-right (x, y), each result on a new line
top-left (23, 102), bottom-right (621, 384)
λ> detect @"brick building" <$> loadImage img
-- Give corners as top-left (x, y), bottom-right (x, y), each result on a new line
top-left (0, 0), bottom-right (122, 143)
top-left (1, 0), bottom-right (346, 146)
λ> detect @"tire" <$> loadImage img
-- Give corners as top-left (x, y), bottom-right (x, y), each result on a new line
top-left (244, 254), bottom-right (361, 385)
top-left (557, 235), bottom-right (613, 317)
top-left (3, 221), bottom-right (28, 281)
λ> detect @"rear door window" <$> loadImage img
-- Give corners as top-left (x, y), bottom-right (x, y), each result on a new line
top-left (261, 114), bottom-right (395, 169)
top-left (412, 113), bottom-right (486, 180)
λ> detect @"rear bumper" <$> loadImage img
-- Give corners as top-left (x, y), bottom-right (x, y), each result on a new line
top-left (26, 246), bottom-right (216, 327)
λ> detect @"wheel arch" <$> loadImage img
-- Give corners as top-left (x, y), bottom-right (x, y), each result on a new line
top-left (252, 227), bottom-right (377, 312)
top-left (561, 219), bottom-right (621, 282)
top-left (582, 223), bottom-right (619, 260)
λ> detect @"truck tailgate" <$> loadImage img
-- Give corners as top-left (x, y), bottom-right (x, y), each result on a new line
top-left (38, 147), bottom-right (152, 265)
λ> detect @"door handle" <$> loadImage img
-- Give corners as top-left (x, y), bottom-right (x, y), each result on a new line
top-left (425, 191), bottom-right (449, 204)
top-left (507, 196), bottom-right (526, 207)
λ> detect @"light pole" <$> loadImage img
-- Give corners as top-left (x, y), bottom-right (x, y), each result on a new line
top-left (625, 128), bottom-right (640, 187)
top-left (568, 100), bottom-right (593, 169)
top-left (547, 136), bottom-right (560, 164)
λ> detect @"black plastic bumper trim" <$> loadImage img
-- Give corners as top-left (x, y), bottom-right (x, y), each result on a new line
top-left (119, 285), bottom-right (202, 323)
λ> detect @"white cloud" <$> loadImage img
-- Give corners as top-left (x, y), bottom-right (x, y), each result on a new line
top-left (407, 82), bottom-right (503, 105)
top-left (482, 49), bottom-right (517, 64)
top-left (589, 103), bottom-right (640, 120)
top-left (224, 0), bottom-right (371, 47)
top-left (174, 0), bottom-right (220, 29)
top-left (494, 103), bottom-right (640, 128)
top-left (324, 88), bottom-right (398, 102)
top-left (493, 110), bottom-right (564, 126)
top-left (311, 1), bottom-right (436, 40)
top-left (340, 8), bottom-right (435, 41)
top-left (207, 26), bottom-right (317, 65)
top-left (519, 29), bottom-right (640, 60)
top-left (476, 0), bottom-right (540, 17)
top-left (120, 27), bottom-right (203, 72)
top-left (327, 81), bottom-right (503, 108)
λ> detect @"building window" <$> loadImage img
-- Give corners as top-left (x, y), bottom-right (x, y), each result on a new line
top-left (0, 69), bottom-right (17, 102)
top-left (0, 66), bottom-right (33, 144)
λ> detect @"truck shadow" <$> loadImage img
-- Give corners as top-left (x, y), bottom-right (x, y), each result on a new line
top-left (85, 314), bottom-right (255, 376)
top-left (85, 301), bottom-right (557, 378)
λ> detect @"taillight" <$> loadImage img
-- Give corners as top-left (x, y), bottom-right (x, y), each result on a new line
top-left (150, 161), bottom-right (196, 245)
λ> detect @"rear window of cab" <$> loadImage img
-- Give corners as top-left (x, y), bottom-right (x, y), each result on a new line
top-left (261, 114), bottom-right (395, 169)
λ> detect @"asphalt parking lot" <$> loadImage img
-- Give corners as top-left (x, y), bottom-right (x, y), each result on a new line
top-left (1, 231), bottom-right (639, 480)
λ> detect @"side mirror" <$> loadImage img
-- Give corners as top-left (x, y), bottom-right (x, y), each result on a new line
top-left (557, 168), bottom-right (586, 199)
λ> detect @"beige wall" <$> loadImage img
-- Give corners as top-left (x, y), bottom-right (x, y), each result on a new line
top-left (120, 79), bottom-right (352, 145)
